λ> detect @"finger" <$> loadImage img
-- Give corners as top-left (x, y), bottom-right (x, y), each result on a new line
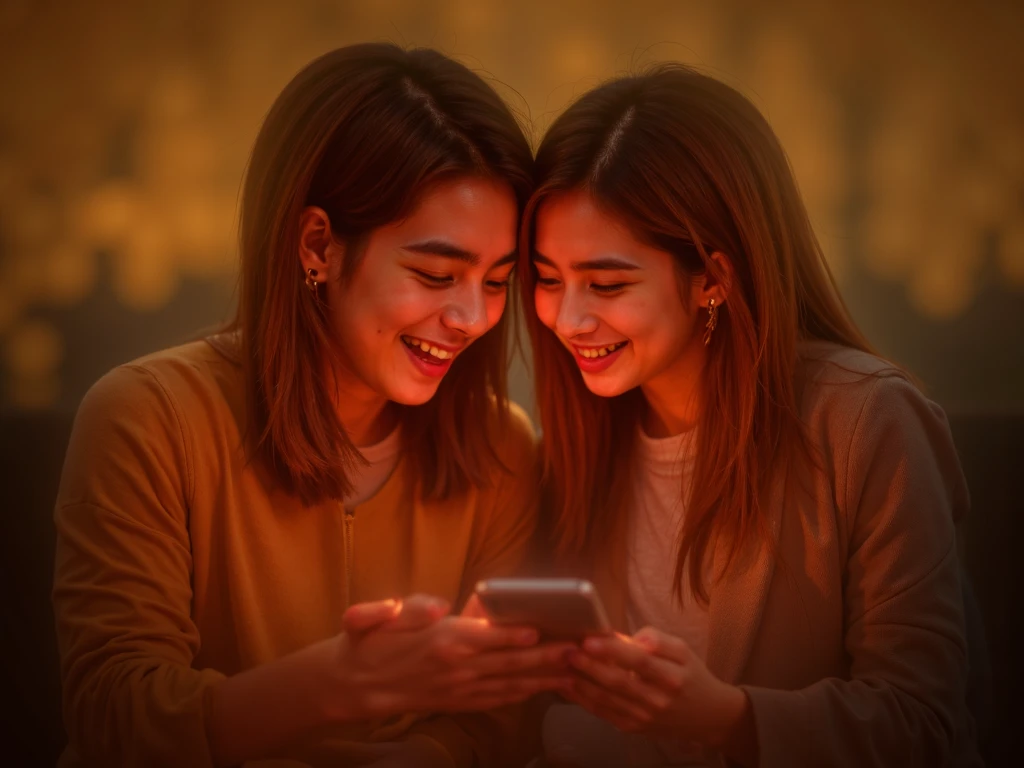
top-left (630, 653), bottom-right (685, 694)
top-left (566, 649), bottom-right (672, 709)
top-left (632, 625), bottom-right (691, 665)
top-left (460, 593), bottom-right (487, 619)
top-left (582, 634), bottom-right (684, 693)
top-left (562, 674), bottom-right (652, 728)
top-left (342, 599), bottom-right (401, 633)
top-left (444, 616), bottom-right (540, 650)
top-left (467, 642), bottom-right (576, 678)
top-left (581, 633), bottom-right (646, 666)
top-left (386, 594), bottom-right (451, 631)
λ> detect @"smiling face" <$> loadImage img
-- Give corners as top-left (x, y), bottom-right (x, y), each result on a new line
top-left (532, 189), bottom-right (715, 400)
top-left (323, 175), bottom-right (518, 405)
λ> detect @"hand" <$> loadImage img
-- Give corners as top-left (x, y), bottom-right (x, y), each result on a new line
top-left (561, 627), bottom-right (751, 751)
top-left (342, 594), bottom-right (451, 635)
top-left (342, 592), bottom-right (486, 634)
top-left (330, 595), bottom-right (576, 721)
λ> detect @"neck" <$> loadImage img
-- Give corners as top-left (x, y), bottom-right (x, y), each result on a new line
top-left (327, 362), bottom-right (396, 448)
top-left (640, 337), bottom-right (707, 438)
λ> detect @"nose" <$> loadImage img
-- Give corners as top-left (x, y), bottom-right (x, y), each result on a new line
top-left (554, 286), bottom-right (598, 339)
top-left (440, 282), bottom-right (491, 337)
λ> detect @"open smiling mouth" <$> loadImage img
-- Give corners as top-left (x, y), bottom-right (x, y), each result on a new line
top-left (570, 340), bottom-right (629, 372)
top-left (401, 335), bottom-right (456, 363)
top-left (575, 341), bottom-right (628, 359)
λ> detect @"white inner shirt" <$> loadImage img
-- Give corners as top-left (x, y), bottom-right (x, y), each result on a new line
top-left (625, 425), bottom-right (709, 662)
top-left (342, 425), bottom-right (402, 508)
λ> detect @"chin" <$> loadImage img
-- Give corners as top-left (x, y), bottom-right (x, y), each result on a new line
top-left (580, 371), bottom-right (633, 399)
top-left (385, 380), bottom-right (443, 406)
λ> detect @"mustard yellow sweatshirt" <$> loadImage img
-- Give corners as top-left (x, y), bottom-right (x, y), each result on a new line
top-left (52, 336), bottom-right (539, 767)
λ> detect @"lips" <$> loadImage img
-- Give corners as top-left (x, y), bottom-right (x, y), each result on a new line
top-left (570, 341), bottom-right (629, 374)
top-left (401, 335), bottom-right (462, 379)
top-left (401, 335), bottom-right (457, 360)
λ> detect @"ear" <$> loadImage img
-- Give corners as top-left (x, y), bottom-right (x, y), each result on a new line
top-left (297, 206), bottom-right (345, 284)
top-left (691, 250), bottom-right (733, 310)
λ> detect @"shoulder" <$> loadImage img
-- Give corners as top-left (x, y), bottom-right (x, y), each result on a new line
top-left (484, 399), bottom-right (539, 479)
top-left (795, 340), bottom-right (921, 434)
top-left (61, 339), bottom-right (232, 511)
top-left (797, 340), bottom-right (901, 389)
top-left (72, 336), bottom-right (246, 480)
top-left (795, 341), bottom-right (967, 519)
top-left (81, 335), bottom-right (243, 425)
top-left (504, 400), bottom-right (538, 445)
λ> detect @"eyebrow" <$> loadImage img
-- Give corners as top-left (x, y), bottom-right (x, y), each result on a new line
top-left (533, 251), bottom-right (640, 272)
top-left (403, 240), bottom-right (517, 269)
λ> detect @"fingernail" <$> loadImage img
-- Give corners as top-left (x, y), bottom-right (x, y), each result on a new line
top-left (583, 637), bottom-right (604, 653)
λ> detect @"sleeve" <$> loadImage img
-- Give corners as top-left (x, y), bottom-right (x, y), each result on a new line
top-left (52, 364), bottom-right (226, 767)
top-left (740, 375), bottom-right (981, 767)
top-left (403, 402), bottom-right (545, 768)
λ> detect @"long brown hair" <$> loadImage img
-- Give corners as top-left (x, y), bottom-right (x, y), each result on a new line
top-left (520, 64), bottom-right (874, 600)
top-left (233, 43), bottom-right (533, 504)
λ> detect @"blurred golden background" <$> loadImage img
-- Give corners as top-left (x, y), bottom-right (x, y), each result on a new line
top-left (1, 0), bottom-right (1022, 412)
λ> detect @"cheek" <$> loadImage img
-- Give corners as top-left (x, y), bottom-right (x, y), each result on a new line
top-left (380, 283), bottom-right (443, 329)
top-left (533, 290), bottom-right (560, 330)
top-left (626, 295), bottom-right (691, 357)
top-left (609, 297), bottom-right (673, 351)
top-left (483, 292), bottom-right (508, 331)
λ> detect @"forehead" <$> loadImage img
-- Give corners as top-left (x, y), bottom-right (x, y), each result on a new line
top-left (534, 190), bottom-right (645, 261)
top-left (389, 176), bottom-right (518, 245)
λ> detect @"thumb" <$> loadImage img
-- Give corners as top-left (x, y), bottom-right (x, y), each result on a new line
top-left (342, 598), bottom-right (401, 634)
top-left (386, 593), bottom-right (451, 631)
top-left (460, 593), bottom-right (489, 620)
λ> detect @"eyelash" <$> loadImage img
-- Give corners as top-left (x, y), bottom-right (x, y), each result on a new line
top-left (414, 270), bottom-right (454, 287)
top-left (412, 269), bottom-right (511, 291)
top-left (535, 276), bottom-right (628, 294)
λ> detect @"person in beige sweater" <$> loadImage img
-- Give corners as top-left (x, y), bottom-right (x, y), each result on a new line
top-left (52, 44), bottom-right (572, 768)
top-left (516, 65), bottom-right (982, 767)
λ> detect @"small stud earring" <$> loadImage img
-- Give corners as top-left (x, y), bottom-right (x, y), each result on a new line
top-left (304, 268), bottom-right (320, 299)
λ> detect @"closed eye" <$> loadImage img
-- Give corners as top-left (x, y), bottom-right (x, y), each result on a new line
top-left (410, 269), bottom-right (454, 287)
top-left (591, 283), bottom-right (629, 293)
top-left (485, 266), bottom-right (515, 291)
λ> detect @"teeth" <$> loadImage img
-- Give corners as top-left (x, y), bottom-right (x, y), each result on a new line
top-left (403, 336), bottom-right (453, 361)
top-left (579, 342), bottom-right (624, 359)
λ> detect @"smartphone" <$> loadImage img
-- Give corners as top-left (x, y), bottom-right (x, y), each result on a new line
top-left (474, 577), bottom-right (612, 641)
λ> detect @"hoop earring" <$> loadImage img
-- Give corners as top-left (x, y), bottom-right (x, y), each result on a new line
top-left (703, 298), bottom-right (718, 346)
top-left (304, 268), bottom-right (320, 300)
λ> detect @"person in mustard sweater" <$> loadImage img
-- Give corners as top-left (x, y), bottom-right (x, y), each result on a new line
top-left (517, 66), bottom-right (982, 766)
top-left (52, 44), bottom-right (573, 768)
